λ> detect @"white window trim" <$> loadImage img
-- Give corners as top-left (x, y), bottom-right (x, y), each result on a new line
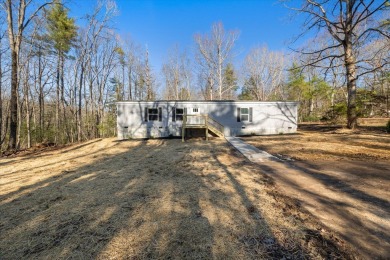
top-left (240, 108), bottom-right (250, 122)
top-left (175, 108), bottom-right (184, 121)
top-left (146, 107), bottom-right (161, 121)
top-left (237, 107), bottom-right (252, 123)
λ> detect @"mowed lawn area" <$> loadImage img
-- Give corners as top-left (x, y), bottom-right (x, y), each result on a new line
top-left (0, 138), bottom-right (350, 259)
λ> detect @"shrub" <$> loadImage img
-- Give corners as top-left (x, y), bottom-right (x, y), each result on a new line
top-left (302, 115), bottom-right (320, 122)
top-left (386, 120), bottom-right (390, 133)
top-left (321, 103), bottom-right (347, 123)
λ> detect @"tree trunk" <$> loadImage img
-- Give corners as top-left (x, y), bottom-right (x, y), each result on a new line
top-left (55, 52), bottom-right (60, 143)
top-left (89, 80), bottom-right (95, 138)
top-left (0, 46), bottom-right (3, 148)
top-left (38, 50), bottom-right (44, 143)
top-left (32, 99), bottom-right (37, 144)
top-left (25, 79), bottom-right (31, 148)
top-left (218, 52), bottom-right (223, 100)
top-left (9, 50), bottom-right (18, 149)
top-left (122, 64), bottom-right (125, 99)
top-left (60, 54), bottom-right (70, 142)
top-left (84, 76), bottom-right (88, 138)
top-left (16, 90), bottom-right (21, 149)
top-left (78, 63), bottom-right (84, 142)
top-left (309, 98), bottom-right (314, 116)
top-left (262, 85), bottom-right (265, 101)
top-left (128, 67), bottom-right (132, 100)
top-left (387, 81), bottom-right (389, 118)
top-left (97, 79), bottom-right (104, 138)
top-left (345, 44), bottom-right (358, 129)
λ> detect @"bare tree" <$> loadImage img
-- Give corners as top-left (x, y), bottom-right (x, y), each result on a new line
top-left (243, 46), bottom-right (285, 101)
top-left (75, 0), bottom-right (118, 140)
top-left (0, 0), bottom-right (125, 149)
top-left (94, 34), bottom-right (119, 137)
top-left (0, 20), bottom-right (7, 148)
top-left (29, 17), bottom-right (52, 143)
top-left (194, 22), bottom-right (239, 100)
top-left (196, 54), bottom-right (214, 100)
top-left (123, 37), bottom-right (141, 100)
top-left (19, 38), bottom-right (32, 148)
top-left (286, 0), bottom-right (390, 128)
top-left (360, 37), bottom-right (390, 116)
top-left (162, 46), bottom-right (193, 100)
top-left (1, 0), bottom-right (52, 149)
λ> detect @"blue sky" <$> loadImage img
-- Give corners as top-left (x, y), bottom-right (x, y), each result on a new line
top-left (70, 0), bottom-right (303, 72)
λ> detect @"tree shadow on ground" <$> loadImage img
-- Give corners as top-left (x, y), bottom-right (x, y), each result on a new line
top-left (254, 158), bottom-right (390, 259)
top-left (0, 138), bottom-right (351, 259)
top-left (243, 133), bottom-right (390, 161)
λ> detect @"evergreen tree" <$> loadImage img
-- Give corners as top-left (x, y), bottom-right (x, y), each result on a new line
top-left (45, 0), bottom-right (77, 143)
top-left (222, 63), bottom-right (238, 99)
top-left (115, 47), bottom-right (126, 100)
top-left (286, 64), bottom-right (307, 101)
top-left (239, 77), bottom-right (256, 100)
top-left (109, 77), bottom-right (123, 102)
top-left (46, 1), bottom-right (77, 55)
top-left (286, 64), bottom-right (331, 121)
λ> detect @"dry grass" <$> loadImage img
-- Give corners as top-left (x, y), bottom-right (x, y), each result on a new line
top-left (0, 138), bottom-right (352, 259)
top-left (243, 124), bottom-right (390, 161)
top-left (241, 124), bottom-right (390, 259)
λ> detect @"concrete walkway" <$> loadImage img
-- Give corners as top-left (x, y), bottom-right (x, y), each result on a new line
top-left (225, 137), bottom-right (279, 162)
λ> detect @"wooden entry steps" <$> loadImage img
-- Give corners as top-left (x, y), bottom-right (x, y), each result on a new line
top-left (182, 114), bottom-right (224, 141)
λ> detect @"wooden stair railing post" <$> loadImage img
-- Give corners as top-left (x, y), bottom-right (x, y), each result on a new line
top-left (182, 113), bottom-right (186, 142)
top-left (205, 114), bottom-right (208, 141)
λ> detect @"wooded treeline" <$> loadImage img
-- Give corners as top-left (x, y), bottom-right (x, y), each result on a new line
top-left (0, 0), bottom-right (389, 151)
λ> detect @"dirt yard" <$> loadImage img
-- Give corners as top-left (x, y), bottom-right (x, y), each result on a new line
top-left (0, 137), bottom-right (352, 259)
top-left (242, 123), bottom-right (390, 259)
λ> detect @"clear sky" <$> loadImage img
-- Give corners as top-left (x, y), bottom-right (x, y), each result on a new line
top-left (69, 0), bottom-right (303, 73)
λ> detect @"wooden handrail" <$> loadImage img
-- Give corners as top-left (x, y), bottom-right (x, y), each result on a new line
top-left (182, 113), bottom-right (224, 141)
top-left (207, 115), bottom-right (224, 134)
top-left (184, 114), bottom-right (207, 125)
top-left (207, 115), bottom-right (224, 130)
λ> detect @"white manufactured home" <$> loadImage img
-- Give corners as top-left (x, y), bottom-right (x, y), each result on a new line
top-left (116, 101), bottom-right (298, 140)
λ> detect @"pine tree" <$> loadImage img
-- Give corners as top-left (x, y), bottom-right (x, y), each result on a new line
top-left (45, 0), bottom-right (77, 143)
top-left (286, 65), bottom-right (307, 101)
top-left (222, 63), bottom-right (238, 99)
top-left (286, 64), bottom-right (331, 120)
top-left (109, 77), bottom-right (123, 102)
top-left (239, 77), bottom-right (256, 100)
top-left (115, 47), bottom-right (126, 100)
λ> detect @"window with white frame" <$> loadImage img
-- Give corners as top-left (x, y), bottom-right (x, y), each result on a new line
top-left (172, 107), bottom-right (184, 122)
top-left (145, 107), bottom-right (161, 121)
top-left (237, 107), bottom-right (252, 122)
